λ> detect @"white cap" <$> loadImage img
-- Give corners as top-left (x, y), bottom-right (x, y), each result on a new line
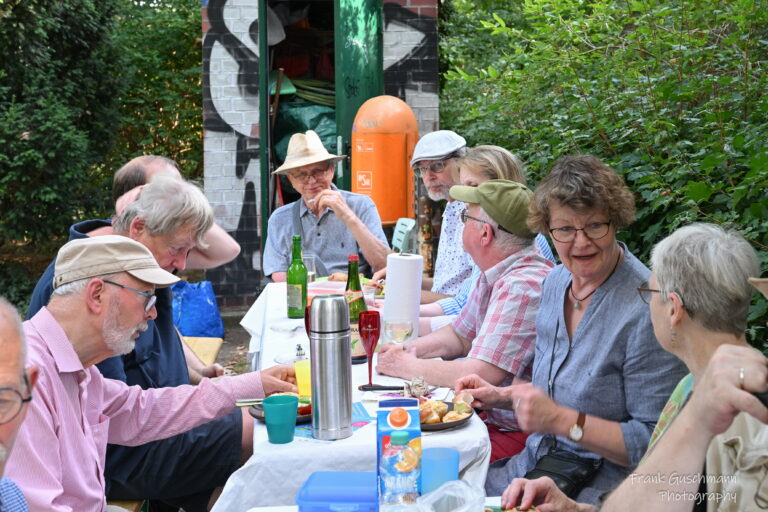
top-left (410, 130), bottom-right (466, 167)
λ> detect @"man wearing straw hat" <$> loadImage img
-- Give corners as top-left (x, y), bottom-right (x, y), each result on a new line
top-left (263, 130), bottom-right (390, 280)
top-left (6, 236), bottom-right (296, 511)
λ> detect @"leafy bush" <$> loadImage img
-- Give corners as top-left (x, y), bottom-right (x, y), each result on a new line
top-left (441, 0), bottom-right (768, 348)
top-left (103, 0), bottom-right (203, 180)
top-left (0, 0), bottom-right (125, 244)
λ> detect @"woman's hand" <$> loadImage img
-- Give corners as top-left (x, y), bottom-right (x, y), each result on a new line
top-left (502, 477), bottom-right (594, 512)
top-left (511, 383), bottom-right (567, 435)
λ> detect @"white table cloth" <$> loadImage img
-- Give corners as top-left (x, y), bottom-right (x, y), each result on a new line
top-left (213, 283), bottom-right (491, 510)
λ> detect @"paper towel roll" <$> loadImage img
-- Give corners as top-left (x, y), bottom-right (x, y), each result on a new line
top-left (382, 253), bottom-right (423, 344)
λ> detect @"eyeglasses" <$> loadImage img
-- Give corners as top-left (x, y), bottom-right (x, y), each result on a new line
top-left (103, 280), bottom-right (157, 312)
top-left (413, 159), bottom-right (450, 178)
top-left (549, 221), bottom-right (611, 243)
top-left (0, 374), bottom-right (32, 425)
top-left (460, 208), bottom-right (512, 235)
top-left (636, 284), bottom-right (661, 305)
top-left (290, 166), bottom-right (331, 183)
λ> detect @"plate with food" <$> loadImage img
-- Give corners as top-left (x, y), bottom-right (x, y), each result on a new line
top-left (419, 391), bottom-right (474, 431)
top-left (248, 393), bottom-right (312, 425)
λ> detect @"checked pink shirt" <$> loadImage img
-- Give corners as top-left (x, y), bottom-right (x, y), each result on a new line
top-left (452, 243), bottom-right (553, 431)
top-left (7, 308), bottom-right (265, 512)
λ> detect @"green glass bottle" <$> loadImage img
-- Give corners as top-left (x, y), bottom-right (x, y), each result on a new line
top-left (345, 254), bottom-right (368, 364)
top-left (286, 235), bottom-right (307, 319)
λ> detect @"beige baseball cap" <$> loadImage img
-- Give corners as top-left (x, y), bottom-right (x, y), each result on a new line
top-left (53, 235), bottom-right (180, 289)
top-left (749, 277), bottom-right (768, 299)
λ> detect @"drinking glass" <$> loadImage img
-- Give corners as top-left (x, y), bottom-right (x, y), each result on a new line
top-left (359, 310), bottom-right (381, 387)
top-left (303, 255), bottom-right (317, 283)
top-left (383, 319), bottom-right (414, 345)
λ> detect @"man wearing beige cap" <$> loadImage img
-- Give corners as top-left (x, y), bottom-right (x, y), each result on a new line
top-left (264, 130), bottom-right (390, 279)
top-left (377, 180), bottom-right (553, 460)
top-left (6, 236), bottom-right (296, 511)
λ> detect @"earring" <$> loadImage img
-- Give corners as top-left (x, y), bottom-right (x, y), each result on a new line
top-left (669, 329), bottom-right (678, 348)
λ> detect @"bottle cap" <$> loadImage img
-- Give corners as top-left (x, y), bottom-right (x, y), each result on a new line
top-left (391, 430), bottom-right (410, 445)
top-left (348, 254), bottom-right (359, 262)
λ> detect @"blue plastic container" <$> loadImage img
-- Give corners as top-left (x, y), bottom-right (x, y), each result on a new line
top-left (296, 471), bottom-right (378, 512)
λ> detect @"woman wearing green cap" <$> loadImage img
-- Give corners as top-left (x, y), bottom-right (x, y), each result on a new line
top-left (459, 155), bottom-right (686, 504)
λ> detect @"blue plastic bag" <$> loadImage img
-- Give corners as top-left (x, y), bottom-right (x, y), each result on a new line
top-left (171, 280), bottom-right (225, 338)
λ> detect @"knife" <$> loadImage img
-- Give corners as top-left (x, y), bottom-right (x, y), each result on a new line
top-left (358, 384), bottom-right (405, 392)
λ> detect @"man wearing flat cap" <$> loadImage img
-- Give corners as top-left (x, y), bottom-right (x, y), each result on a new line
top-left (264, 130), bottom-right (390, 280)
top-left (377, 180), bottom-right (553, 461)
top-left (5, 236), bottom-right (296, 511)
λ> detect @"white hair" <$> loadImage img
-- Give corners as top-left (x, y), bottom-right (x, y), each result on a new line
top-left (112, 174), bottom-right (213, 248)
top-left (651, 223), bottom-right (759, 336)
top-left (52, 273), bottom-right (119, 297)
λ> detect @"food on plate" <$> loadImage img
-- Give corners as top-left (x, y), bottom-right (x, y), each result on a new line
top-left (452, 390), bottom-right (474, 415)
top-left (419, 398), bottom-right (470, 425)
top-left (442, 410), bottom-right (471, 423)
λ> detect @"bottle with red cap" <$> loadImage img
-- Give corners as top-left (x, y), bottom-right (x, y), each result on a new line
top-left (345, 254), bottom-right (368, 363)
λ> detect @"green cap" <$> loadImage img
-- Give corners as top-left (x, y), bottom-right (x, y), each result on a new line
top-left (391, 430), bottom-right (410, 446)
top-left (449, 180), bottom-right (535, 239)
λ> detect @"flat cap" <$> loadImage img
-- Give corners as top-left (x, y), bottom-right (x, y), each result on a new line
top-left (411, 130), bottom-right (466, 167)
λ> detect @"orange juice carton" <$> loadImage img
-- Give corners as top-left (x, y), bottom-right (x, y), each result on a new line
top-left (377, 398), bottom-right (421, 508)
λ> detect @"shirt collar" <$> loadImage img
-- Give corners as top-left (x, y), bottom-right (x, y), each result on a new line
top-left (483, 243), bottom-right (542, 283)
top-left (29, 308), bottom-right (87, 374)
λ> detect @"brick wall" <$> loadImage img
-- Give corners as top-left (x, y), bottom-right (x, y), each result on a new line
top-left (202, 0), bottom-right (438, 307)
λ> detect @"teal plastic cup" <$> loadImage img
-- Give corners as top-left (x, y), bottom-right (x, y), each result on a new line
top-left (263, 395), bottom-right (299, 444)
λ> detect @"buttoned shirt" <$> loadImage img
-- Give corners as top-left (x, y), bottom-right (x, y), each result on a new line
top-left (484, 245), bottom-right (687, 504)
top-left (436, 234), bottom-right (556, 316)
top-left (263, 187), bottom-right (389, 277)
top-left (431, 201), bottom-right (475, 294)
top-left (6, 308), bottom-right (265, 512)
top-left (452, 243), bottom-right (553, 430)
top-left (0, 478), bottom-right (28, 512)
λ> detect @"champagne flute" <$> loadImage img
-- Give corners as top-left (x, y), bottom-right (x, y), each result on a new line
top-left (358, 310), bottom-right (381, 387)
top-left (383, 319), bottom-right (414, 345)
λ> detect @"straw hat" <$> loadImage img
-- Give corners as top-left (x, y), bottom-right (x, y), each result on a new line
top-left (272, 130), bottom-right (346, 175)
top-left (749, 277), bottom-right (768, 299)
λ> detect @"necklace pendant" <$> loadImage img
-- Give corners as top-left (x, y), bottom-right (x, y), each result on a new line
top-left (573, 300), bottom-right (581, 310)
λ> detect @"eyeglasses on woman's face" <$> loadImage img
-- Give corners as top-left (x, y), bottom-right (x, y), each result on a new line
top-left (637, 283), bottom-right (661, 305)
top-left (548, 221), bottom-right (611, 243)
top-left (0, 374), bottom-right (32, 425)
top-left (103, 280), bottom-right (157, 312)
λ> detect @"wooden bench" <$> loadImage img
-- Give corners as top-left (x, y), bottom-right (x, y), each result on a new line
top-left (106, 337), bottom-right (223, 511)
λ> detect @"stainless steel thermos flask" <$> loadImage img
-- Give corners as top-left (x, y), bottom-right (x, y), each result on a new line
top-left (308, 294), bottom-right (353, 440)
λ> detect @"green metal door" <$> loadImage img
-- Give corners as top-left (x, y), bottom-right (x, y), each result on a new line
top-left (334, 0), bottom-right (383, 191)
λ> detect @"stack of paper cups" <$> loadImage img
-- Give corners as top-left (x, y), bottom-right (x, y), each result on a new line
top-left (382, 253), bottom-right (423, 345)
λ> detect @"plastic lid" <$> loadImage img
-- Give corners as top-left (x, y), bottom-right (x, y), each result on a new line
top-left (348, 254), bottom-right (359, 262)
top-left (391, 430), bottom-right (410, 445)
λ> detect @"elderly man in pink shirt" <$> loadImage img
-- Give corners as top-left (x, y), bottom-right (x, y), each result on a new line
top-left (6, 236), bottom-right (295, 511)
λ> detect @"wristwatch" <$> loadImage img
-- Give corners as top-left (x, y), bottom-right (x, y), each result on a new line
top-left (568, 411), bottom-right (586, 442)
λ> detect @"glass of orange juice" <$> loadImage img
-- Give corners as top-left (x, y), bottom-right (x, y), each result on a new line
top-left (294, 359), bottom-right (311, 397)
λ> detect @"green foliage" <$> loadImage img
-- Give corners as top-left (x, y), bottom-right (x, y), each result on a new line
top-left (103, 0), bottom-right (203, 180)
top-left (441, 0), bottom-right (768, 348)
top-left (0, 0), bottom-right (126, 244)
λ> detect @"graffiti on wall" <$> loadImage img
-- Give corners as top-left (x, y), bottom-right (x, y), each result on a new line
top-left (202, 0), bottom-right (437, 300)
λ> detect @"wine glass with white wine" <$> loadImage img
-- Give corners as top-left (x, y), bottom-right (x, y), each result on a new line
top-left (303, 255), bottom-right (317, 283)
top-left (383, 319), bottom-right (414, 345)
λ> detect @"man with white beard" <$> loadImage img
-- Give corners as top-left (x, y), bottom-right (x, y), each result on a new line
top-left (0, 298), bottom-right (38, 511)
top-left (6, 236), bottom-right (296, 511)
top-left (373, 131), bottom-right (471, 302)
